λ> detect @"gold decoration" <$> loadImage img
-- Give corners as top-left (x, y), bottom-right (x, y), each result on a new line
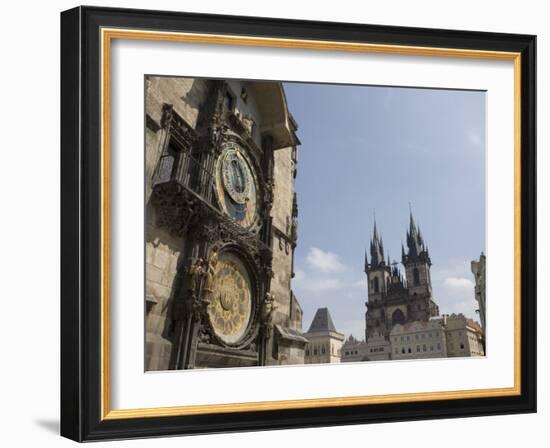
top-left (206, 253), bottom-right (252, 344)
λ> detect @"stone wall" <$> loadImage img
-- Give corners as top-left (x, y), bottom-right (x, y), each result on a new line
top-left (144, 77), bottom-right (209, 371)
top-left (270, 145), bottom-right (295, 327)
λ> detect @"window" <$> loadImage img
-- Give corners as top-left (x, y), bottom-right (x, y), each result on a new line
top-left (313, 348), bottom-right (318, 355)
top-left (413, 267), bottom-right (420, 286)
top-left (406, 335), bottom-right (410, 342)
top-left (401, 336), bottom-right (404, 342)
top-left (437, 343), bottom-right (441, 350)
top-left (423, 344), bottom-right (427, 352)
top-left (421, 333), bottom-right (426, 339)
top-left (416, 345), bottom-right (420, 352)
top-left (460, 343), bottom-right (465, 350)
top-left (428, 332), bottom-right (432, 338)
top-left (415, 334), bottom-right (419, 340)
top-left (344, 351), bottom-right (348, 356)
top-left (401, 348), bottom-right (405, 354)
top-left (374, 277), bottom-right (380, 293)
top-left (430, 345), bottom-right (434, 351)
top-left (408, 347), bottom-right (412, 353)
top-left (306, 349), bottom-right (310, 356)
top-left (321, 346), bottom-right (326, 354)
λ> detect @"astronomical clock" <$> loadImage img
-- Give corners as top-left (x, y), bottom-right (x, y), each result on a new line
top-left (147, 78), bottom-right (301, 370)
top-left (214, 142), bottom-right (260, 230)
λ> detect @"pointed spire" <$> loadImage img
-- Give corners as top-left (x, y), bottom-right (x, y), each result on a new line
top-left (369, 218), bottom-right (384, 268)
top-left (404, 206), bottom-right (430, 263)
top-left (364, 249), bottom-right (369, 273)
top-left (406, 205), bottom-right (422, 258)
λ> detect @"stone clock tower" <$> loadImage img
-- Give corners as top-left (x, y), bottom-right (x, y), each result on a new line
top-left (144, 77), bottom-right (306, 370)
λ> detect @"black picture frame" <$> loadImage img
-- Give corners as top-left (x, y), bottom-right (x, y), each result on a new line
top-left (61, 5), bottom-right (536, 442)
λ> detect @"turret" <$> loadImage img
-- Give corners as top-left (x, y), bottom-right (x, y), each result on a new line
top-left (402, 210), bottom-right (432, 294)
top-left (369, 220), bottom-right (385, 268)
top-left (365, 220), bottom-right (391, 299)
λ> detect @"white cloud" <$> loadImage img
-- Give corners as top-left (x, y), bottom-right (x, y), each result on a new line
top-left (306, 247), bottom-right (346, 273)
top-left (436, 275), bottom-right (478, 320)
top-left (443, 276), bottom-right (475, 294)
top-left (299, 278), bottom-right (344, 292)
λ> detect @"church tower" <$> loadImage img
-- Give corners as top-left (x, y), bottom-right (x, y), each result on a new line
top-left (364, 221), bottom-right (391, 340)
top-left (365, 221), bottom-right (391, 301)
top-left (363, 210), bottom-right (440, 343)
top-left (402, 212), bottom-right (432, 295)
top-left (401, 211), bottom-right (439, 319)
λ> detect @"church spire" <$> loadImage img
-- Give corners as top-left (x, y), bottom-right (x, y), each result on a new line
top-left (404, 207), bottom-right (430, 266)
top-left (406, 208), bottom-right (422, 258)
top-left (370, 218), bottom-right (385, 268)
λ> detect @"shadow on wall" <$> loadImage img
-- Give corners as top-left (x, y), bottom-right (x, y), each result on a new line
top-left (33, 419), bottom-right (59, 435)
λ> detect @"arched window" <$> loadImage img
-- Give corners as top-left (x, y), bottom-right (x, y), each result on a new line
top-left (392, 308), bottom-right (406, 326)
top-left (413, 268), bottom-right (420, 286)
top-left (374, 277), bottom-right (380, 293)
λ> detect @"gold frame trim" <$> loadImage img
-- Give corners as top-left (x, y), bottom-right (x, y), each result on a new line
top-left (100, 28), bottom-right (522, 420)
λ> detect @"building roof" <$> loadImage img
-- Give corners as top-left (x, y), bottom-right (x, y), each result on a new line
top-left (307, 307), bottom-right (338, 333)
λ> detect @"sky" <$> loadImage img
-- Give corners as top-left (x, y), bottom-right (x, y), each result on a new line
top-left (283, 82), bottom-right (486, 341)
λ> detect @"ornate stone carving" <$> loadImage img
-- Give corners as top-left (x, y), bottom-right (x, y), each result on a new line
top-left (202, 250), bottom-right (219, 305)
top-left (260, 292), bottom-right (278, 339)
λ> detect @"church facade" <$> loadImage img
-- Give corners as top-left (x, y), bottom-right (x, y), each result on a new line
top-left (364, 213), bottom-right (440, 341)
top-left (144, 77), bottom-right (306, 371)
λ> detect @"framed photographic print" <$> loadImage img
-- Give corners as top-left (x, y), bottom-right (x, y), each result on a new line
top-left (60, 6), bottom-right (536, 442)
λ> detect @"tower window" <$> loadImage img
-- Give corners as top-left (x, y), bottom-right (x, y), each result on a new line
top-left (413, 268), bottom-right (420, 286)
top-left (374, 277), bottom-right (380, 293)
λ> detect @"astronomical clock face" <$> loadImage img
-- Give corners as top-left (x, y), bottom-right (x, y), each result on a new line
top-left (207, 252), bottom-right (253, 345)
top-left (215, 142), bottom-right (258, 228)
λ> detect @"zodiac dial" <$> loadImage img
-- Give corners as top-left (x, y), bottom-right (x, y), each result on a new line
top-left (206, 252), bottom-right (253, 344)
top-left (215, 143), bottom-right (258, 228)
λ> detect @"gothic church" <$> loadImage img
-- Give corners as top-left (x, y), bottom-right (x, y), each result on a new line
top-left (364, 213), bottom-right (440, 341)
